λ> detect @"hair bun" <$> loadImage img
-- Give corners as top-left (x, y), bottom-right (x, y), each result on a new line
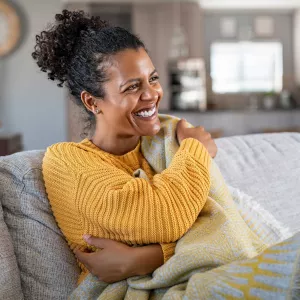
top-left (32, 10), bottom-right (108, 87)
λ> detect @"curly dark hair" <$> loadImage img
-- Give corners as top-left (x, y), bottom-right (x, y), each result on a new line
top-left (32, 10), bottom-right (145, 136)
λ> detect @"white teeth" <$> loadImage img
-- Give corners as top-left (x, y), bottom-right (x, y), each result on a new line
top-left (136, 106), bottom-right (156, 117)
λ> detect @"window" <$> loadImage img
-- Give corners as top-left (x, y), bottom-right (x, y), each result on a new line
top-left (210, 42), bottom-right (283, 93)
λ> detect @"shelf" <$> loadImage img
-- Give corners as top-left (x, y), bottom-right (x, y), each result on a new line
top-left (159, 108), bottom-right (300, 114)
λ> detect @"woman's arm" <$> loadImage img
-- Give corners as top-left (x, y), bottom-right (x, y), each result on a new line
top-left (74, 235), bottom-right (164, 283)
top-left (75, 138), bottom-right (210, 244)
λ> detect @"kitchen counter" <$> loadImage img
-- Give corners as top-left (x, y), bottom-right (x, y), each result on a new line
top-left (159, 109), bottom-right (300, 137)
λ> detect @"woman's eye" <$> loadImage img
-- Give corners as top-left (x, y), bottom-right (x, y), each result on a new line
top-left (150, 76), bottom-right (159, 82)
top-left (127, 84), bottom-right (138, 91)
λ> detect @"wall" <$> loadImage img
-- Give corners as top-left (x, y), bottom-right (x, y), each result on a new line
top-left (294, 10), bottom-right (300, 85)
top-left (0, 61), bottom-right (6, 131)
top-left (1, 0), bottom-right (66, 150)
top-left (204, 11), bottom-right (294, 108)
top-left (91, 3), bottom-right (132, 30)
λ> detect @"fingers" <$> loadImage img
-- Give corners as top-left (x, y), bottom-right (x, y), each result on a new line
top-left (176, 119), bottom-right (188, 131)
top-left (204, 132), bottom-right (211, 139)
top-left (193, 127), bottom-right (210, 140)
top-left (74, 248), bottom-right (91, 265)
top-left (178, 121), bottom-right (207, 133)
top-left (83, 235), bottom-right (118, 249)
top-left (177, 119), bottom-right (214, 146)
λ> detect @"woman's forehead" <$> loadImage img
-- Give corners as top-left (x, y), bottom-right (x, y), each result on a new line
top-left (108, 48), bottom-right (155, 80)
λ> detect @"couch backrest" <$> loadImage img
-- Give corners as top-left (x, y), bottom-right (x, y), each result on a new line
top-left (215, 133), bottom-right (300, 235)
top-left (0, 150), bottom-right (79, 300)
top-left (0, 195), bottom-right (23, 300)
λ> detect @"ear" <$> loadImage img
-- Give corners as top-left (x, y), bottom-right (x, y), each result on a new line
top-left (81, 91), bottom-right (101, 114)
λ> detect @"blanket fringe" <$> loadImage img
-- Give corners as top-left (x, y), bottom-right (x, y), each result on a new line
top-left (228, 186), bottom-right (292, 243)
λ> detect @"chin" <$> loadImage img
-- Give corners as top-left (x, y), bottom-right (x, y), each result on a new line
top-left (152, 123), bottom-right (161, 135)
top-left (130, 112), bottom-right (161, 136)
top-left (139, 122), bottom-right (161, 137)
top-left (147, 127), bottom-right (161, 136)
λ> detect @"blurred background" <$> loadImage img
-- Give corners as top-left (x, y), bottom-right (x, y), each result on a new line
top-left (1, 0), bottom-right (300, 154)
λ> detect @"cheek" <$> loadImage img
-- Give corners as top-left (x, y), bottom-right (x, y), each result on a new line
top-left (156, 84), bottom-right (163, 99)
top-left (119, 95), bottom-right (140, 113)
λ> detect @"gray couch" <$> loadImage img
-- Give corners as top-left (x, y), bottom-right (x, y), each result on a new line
top-left (1, 133), bottom-right (300, 300)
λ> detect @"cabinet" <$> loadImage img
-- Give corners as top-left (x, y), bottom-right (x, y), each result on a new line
top-left (169, 58), bottom-right (207, 111)
top-left (0, 133), bottom-right (23, 156)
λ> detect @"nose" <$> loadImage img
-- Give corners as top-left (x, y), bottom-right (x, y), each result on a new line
top-left (140, 85), bottom-right (159, 102)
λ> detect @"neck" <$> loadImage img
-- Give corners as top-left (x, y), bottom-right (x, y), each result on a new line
top-left (91, 126), bottom-right (140, 156)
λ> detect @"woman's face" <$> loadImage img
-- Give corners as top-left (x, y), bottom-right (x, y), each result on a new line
top-left (96, 48), bottom-right (163, 137)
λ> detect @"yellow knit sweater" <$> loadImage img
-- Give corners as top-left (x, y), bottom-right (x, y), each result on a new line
top-left (42, 137), bottom-right (211, 279)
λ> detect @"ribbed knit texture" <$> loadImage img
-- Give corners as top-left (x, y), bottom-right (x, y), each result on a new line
top-left (42, 137), bottom-right (211, 279)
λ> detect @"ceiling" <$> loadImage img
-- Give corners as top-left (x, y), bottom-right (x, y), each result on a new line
top-left (199, 0), bottom-right (300, 10)
top-left (62, 0), bottom-right (300, 10)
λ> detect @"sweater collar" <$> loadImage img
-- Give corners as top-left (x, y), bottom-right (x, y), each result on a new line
top-left (79, 138), bottom-right (141, 164)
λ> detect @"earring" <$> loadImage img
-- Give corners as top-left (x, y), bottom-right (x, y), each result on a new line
top-left (95, 109), bottom-right (100, 114)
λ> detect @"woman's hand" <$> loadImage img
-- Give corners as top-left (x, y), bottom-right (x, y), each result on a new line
top-left (176, 119), bottom-right (218, 158)
top-left (74, 235), bottom-right (164, 283)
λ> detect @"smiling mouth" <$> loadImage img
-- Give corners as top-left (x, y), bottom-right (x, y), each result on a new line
top-left (133, 105), bottom-right (157, 118)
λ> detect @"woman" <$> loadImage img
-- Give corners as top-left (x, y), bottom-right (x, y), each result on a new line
top-left (33, 10), bottom-right (217, 284)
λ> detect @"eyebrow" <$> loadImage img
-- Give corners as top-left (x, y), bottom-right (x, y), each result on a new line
top-left (119, 69), bottom-right (158, 89)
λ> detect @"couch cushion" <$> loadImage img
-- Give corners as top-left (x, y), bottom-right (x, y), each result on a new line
top-left (0, 201), bottom-right (23, 300)
top-left (0, 150), bottom-right (79, 300)
top-left (215, 133), bottom-right (300, 235)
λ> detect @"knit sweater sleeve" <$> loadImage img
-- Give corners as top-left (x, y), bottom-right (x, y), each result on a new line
top-left (76, 138), bottom-right (210, 246)
top-left (42, 150), bottom-right (83, 246)
top-left (160, 242), bottom-right (177, 262)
